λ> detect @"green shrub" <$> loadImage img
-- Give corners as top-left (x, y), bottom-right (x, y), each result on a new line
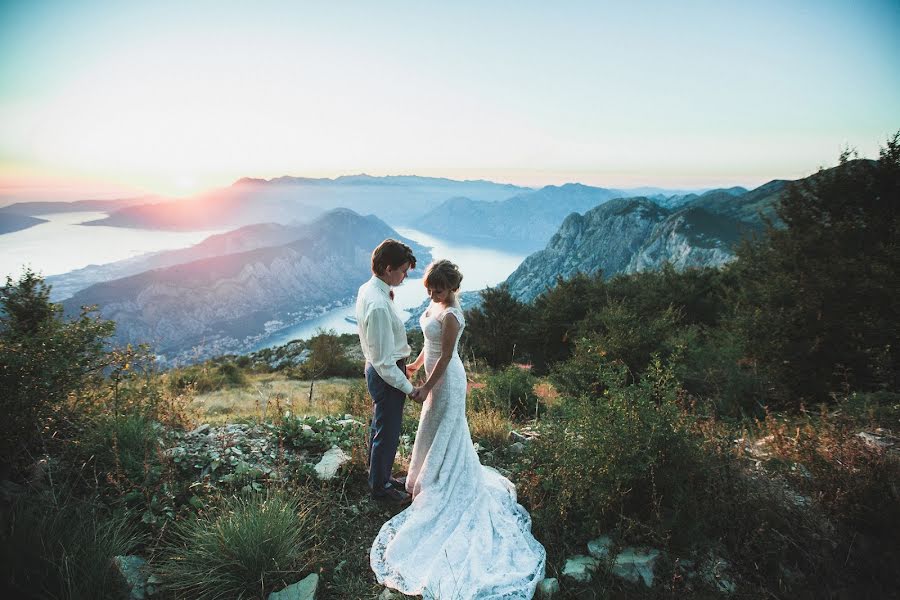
top-left (576, 299), bottom-right (686, 375)
top-left (339, 380), bottom-right (370, 418)
top-left (2, 489), bottom-right (141, 599)
top-left (156, 490), bottom-right (320, 600)
top-left (0, 269), bottom-right (115, 477)
top-left (166, 361), bottom-right (248, 394)
top-left (519, 355), bottom-right (704, 539)
top-left (276, 414), bottom-right (365, 453)
top-left (470, 365), bottom-right (541, 421)
top-left (81, 413), bottom-right (161, 487)
top-left (678, 325), bottom-right (768, 417)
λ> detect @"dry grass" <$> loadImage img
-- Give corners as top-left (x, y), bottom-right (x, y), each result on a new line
top-left (191, 374), bottom-right (358, 424)
top-left (468, 405), bottom-right (512, 449)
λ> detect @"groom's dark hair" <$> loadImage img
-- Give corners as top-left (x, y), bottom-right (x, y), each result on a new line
top-left (372, 239), bottom-right (416, 275)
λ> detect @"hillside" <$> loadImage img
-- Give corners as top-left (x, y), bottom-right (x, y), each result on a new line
top-left (63, 209), bottom-right (431, 363)
top-left (412, 183), bottom-right (624, 252)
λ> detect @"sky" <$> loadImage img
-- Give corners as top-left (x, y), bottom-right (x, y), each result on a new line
top-left (0, 0), bottom-right (898, 201)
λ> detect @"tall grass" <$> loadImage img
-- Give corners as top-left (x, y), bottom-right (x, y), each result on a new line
top-left (2, 487), bottom-right (142, 600)
top-left (155, 489), bottom-right (321, 599)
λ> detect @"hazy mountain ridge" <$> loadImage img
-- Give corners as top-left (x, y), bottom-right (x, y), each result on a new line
top-left (412, 184), bottom-right (626, 252)
top-left (63, 209), bottom-right (431, 364)
top-left (0, 213), bottom-right (47, 234)
top-left (0, 197), bottom-right (156, 215)
top-left (502, 164), bottom-right (866, 301)
top-left (80, 175), bottom-right (533, 231)
top-left (47, 222), bottom-right (317, 301)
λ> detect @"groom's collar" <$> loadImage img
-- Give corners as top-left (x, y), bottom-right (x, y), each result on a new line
top-left (370, 275), bottom-right (391, 297)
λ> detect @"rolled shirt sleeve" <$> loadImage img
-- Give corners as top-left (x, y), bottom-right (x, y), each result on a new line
top-left (365, 306), bottom-right (415, 395)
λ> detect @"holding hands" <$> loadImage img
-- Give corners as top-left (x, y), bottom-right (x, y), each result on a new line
top-left (406, 354), bottom-right (426, 403)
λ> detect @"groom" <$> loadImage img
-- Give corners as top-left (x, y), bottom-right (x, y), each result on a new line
top-left (356, 239), bottom-right (423, 504)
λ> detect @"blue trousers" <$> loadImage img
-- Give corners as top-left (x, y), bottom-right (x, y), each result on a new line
top-left (366, 360), bottom-right (407, 491)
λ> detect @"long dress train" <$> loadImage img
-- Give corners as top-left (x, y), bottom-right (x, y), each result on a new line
top-left (371, 305), bottom-right (546, 599)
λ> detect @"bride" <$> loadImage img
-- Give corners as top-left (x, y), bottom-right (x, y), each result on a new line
top-left (370, 259), bottom-right (546, 599)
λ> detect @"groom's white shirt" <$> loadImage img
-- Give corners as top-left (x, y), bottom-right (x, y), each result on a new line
top-left (356, 275), bottom-right (414, 395)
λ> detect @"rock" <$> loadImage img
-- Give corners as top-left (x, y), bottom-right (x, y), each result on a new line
top-left (587, 535), bottom-right (613, 559)
top-left (856, 431), bottom-right (896, 451)
top-left (509, 430), bottom-right (528, 443)
top-left (314, 447), bottom-right (350, 480)
top-left (612, 547), bottom-right (660, 587)
top-left (267, 572), bottom-right (318, 600)
top-left (536, 577), bottom-right (560, 598)
top-left (113, 555), bottom-right (149, 599)
top-left (562, 555), bottom-right (599, 582)
top-left (189, 423), bottom-right (210, 436)
top-left (509, 442), bottom-right (526, 454)
top-left (378, 588), bottom-right (402, 600)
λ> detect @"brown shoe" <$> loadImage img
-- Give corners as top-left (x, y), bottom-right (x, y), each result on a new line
top-left (388, 476), bottom-right (407, 491)
top-left (372, 486), bottom-right (411, 505)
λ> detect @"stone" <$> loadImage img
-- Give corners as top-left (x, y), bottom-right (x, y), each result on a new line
top-left (189, 423), bottom-right (210, 436)
top-left (587, 535), bottom-right (613, 559)
top-left (378, 588), bottom-right (403, 600)
top-left (267, 572), bottom-right (318, 600)
top-left (612, 547), bottom-right (660, 587)
top-left (113, 555), bottom-right (149, 600)
top-left (509, 430), bottom-right (528, 443)
top-left (509, 441), bottom-right (526, 454)
top-left (314, 446), bottom-right (350, 480)
top-left (536, 577), bottom-right (560, 598)
top-left (856, 431), bottom-right (896, 450)
top-left (561, 555), bottom-right (599, 582)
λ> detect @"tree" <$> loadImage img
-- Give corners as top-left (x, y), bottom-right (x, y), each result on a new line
top-left (465, 285), bottom-right (530, 367)
top-left (732, 134), bottom-right (900, 403)
top-left (0, 269), bottom-right (115, 477)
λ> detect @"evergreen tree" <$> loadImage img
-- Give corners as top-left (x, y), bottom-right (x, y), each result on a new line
top-left (464, 284), bottom-right (530, 367)
top-left (0, 269), bottom-right (115, 477)
top-left (733, 134), bottom-right (900, 404)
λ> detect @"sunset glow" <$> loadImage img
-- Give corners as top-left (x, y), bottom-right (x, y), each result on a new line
top-left (1, 1), bottom-right (898, 202)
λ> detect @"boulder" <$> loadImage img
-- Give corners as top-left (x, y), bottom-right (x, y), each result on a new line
top-left (314, 446), bottom-right (350, 480)
top-left (268, 573), bottom-right (318, 600)
top-left (561, 555), bottom-right (599, 582)
top-left (113, 555), bottom-right (149, 599)
top-left (587, 535), bottom-right (613, 559)
top-left (612, 548), bottom-right (660, 587)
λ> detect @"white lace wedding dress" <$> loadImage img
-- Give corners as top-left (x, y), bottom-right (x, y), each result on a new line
top-left (371, 304), bottom-right (546, 599)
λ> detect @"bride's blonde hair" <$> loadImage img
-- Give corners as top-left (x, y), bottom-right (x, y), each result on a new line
top-left (424, 260), bottom-right (463, 303)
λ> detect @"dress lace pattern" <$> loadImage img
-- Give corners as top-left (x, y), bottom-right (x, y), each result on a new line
top-left (371, 305), bottom-right (546, 599)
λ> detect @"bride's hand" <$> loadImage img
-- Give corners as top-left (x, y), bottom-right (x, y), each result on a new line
top-left (406, 364), bottom-right (419, 378)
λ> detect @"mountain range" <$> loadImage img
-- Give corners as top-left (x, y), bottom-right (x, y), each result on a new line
top-left (62, 209), bottom-right (431, 364)
top-left (412, 184), bottom-right (625, 252)
top-left (76, 175), bottom-right (532, 231)
top-left (501, 165), bottom-right (861, 301)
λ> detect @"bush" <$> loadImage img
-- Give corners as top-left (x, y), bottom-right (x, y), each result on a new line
top-left (340, 380), bottom-right (370, 418)
top-left (465, 284), bottom-right (531, 367)
top-left (81, 413), bottom-right (161, 487)
top-left (732, 137), bottom-right (900, 404)
top-left (2, 488), bottom-right (141, 599)
top-left (470, 365), bottom-right (541, 421)
top-left (466, 404), bottom-right (512, 450)
top-left (156, 490), bottom-right (320, 600)
top-left (0, 269), bottom-right (115, 477)
top-left (166, 361), bottom-right (247, 394)
top-left (519, 355), bottom-right (704, 539)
